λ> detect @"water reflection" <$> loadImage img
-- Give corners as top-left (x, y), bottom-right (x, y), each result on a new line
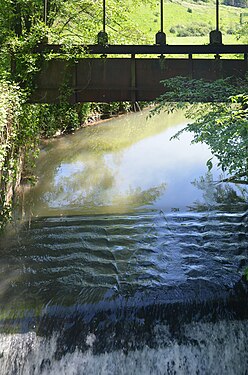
top-left (3, 107), bottom-right (246, 312)
top-left (22, 109), bottom-right (222, 217)
top-left (189, 172), bottom-right (248, 212)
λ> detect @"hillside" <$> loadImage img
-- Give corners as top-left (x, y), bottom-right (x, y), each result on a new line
top-left (53, 0), bottom-right (247, 46)
top-left (125, 0), bottom-right (246, 45)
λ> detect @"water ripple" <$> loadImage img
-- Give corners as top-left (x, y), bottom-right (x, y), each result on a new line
top-left (0, 209), bottom-right (247, 311)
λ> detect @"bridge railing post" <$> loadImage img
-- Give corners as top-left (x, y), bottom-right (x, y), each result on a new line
top-left (98, 0), bottom-right (108, 46)
top-left (209, 0), bottom-right (222, 45)
top-left (44, 0), bottom-right (48, 25)
top-left (155, 0), bottom-right (166, 45)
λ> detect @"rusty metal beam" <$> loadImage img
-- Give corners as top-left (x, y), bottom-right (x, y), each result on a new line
top-left (34, 44), bottom-right (248, 55)
top-left (30, 58), bottom-right (248, 103)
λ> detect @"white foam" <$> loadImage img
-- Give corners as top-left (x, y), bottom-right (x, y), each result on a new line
top-left (0, 320), bottom-right (247, 374)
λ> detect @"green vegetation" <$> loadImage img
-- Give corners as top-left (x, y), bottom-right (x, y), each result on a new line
top-left (169, 22), bottom-right (212, 37)
top-left (151, 76), bottom-right (248, 184)
top-left (0, 81), bottom-right (39, 228)
top-left (132, 0), bottom-right (243, 45)
top-left (223, 0), bottom-right (247, 7)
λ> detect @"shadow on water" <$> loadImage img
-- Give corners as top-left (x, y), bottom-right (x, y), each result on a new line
top-left (0, 109), bottom-right (248, 374)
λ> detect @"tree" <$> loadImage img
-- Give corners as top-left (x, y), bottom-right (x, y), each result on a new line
top-left (151, 76), bottom-right (248, 184)
top-left (0, 0), bottom-right (68, 37)
top-left (0, 0), bottom-right (154, 45)
top-left (223, 0), bottom-right (248, 8)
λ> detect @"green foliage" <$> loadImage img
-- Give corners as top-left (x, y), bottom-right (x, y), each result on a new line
top-left (169, 22), bottom-right (212, 37)
top-left (151, 76), bottom-right (248, 184)
top-left (179, 94), bottom-right (248, 181)
top-left (245, 267), bottom-right (248, 281)
top-left (152, 76), bottom-right (244, 108)
top-left (223, 0), bottom-right (248, 8)
top-left (91, 102), bottom-right (135, 118)
top-left (33, 103), bottom-right (90, 136)
top-left (32, 101), bottom-right (138, 137)
top-left (0, 80), bottom-right (40, 230)
top-left (237, 22), bottom-right (248, 42)
top-left (0, 0), bottom-right (66, 40)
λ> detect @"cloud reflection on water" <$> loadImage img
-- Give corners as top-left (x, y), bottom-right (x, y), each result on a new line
top-left (22, 109), bottom-right (246, 217)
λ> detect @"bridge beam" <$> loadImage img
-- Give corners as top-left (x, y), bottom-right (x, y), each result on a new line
top-left (34, 44), bottom-right (248, 55)
top-left (30, 58), bottom-right (248, 103)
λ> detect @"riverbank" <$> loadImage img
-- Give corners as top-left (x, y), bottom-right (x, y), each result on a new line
top-left (0, 82), bottom-right (28, 230)
top-left (0, 81), bottom-right (145, 230)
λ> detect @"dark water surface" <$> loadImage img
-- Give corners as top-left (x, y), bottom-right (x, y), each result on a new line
top-left (0, 110), bottom-right (247, 374)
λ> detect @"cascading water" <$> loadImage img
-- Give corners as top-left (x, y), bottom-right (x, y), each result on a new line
top-left (0, 110), bottom-right (247, 374)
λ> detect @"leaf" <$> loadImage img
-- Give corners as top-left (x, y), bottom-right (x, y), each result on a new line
top-left (206, 158), bottom-right (213, 171)
top-left (244, 268), bottom-right (248, 281)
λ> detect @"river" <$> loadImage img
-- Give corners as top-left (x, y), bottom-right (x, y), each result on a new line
top-left (0, 109), bottom-right (247, 374)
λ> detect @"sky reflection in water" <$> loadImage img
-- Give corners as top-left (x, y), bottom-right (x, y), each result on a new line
top-left (24, 108), bottom-right (247, 217)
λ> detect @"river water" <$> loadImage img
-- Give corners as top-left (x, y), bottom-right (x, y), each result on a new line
top-left (0, 109), bottom-right (247, 374)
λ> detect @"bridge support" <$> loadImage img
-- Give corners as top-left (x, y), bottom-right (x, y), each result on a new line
top-left (30, 58), bottom-right (248, 103)
top-left (97, 0), bottom-right (108, 45)
top-left (209, 0), bottom-right (222, 45)
top-left (155, 0), bottom-right (166, 45)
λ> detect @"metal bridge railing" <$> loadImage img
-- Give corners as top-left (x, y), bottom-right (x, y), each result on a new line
top-left (38, 0), bottom-right (248, 58)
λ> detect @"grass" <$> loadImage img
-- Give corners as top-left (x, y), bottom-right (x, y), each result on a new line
top-left (102, 0), bottom-right (246, 58)
top-left (56, 0), bottom-right (247, 60)
top-left (119, 0), bottom-right (244, 45)
top-left (58, 0), bottom-right (246, 46)
top-left (166, 34), bottom-right (243, 59)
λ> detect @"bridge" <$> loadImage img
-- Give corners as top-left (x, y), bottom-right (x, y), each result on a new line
top-left (30, 0), bottom-right (248, 103)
